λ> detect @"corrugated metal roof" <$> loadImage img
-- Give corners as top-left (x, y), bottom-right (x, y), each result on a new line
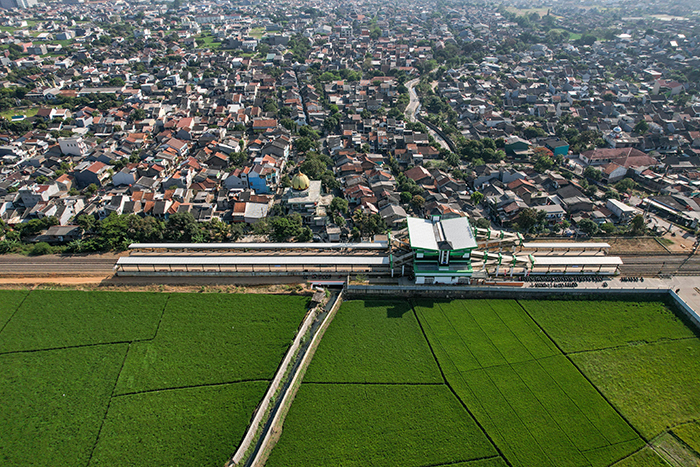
top-left (441, 217), bottom-right (477, 250)
top-left (407, 217), bottom-right (438, 251)
top-left (117, 255), bottom-right (389, 266)
top-left (523, 243), bottom-right (611, 249)
top-left (533, 256), bottom-right (622, 266)
top-left (129, 242), bottom-right (388, 250)
top-left (407, 216), bottom-right (476, 251)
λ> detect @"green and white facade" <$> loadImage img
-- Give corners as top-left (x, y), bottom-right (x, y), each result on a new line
top-left (407, 216), bottom-right (478, 284)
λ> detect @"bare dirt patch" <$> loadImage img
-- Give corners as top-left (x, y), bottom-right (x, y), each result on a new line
top-left (530, 237), bottom-right (669, 255)
top-left (0, 274), bottom-right (312, 294)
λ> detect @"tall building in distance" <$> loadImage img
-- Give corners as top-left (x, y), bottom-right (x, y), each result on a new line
top-left (0, 0), bottom-right (37, 9)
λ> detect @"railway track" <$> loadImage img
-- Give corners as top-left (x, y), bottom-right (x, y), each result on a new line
top-left (0, 255), bottom-right (117, 275)
top-left (0, 253), bottom-right (698, 278)
top-left (618, 254), bottom-right (700, 276)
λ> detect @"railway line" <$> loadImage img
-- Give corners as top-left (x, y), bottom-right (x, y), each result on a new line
top-left (0, 255), bottom-right (117, 275)
top-left (0, 251), bottom-right (698, 278)
top-left (618, 254), bottom-right (700, 275)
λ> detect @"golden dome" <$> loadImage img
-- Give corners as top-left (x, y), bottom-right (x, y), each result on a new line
top-left (291, 172), bottom-right (310, 191)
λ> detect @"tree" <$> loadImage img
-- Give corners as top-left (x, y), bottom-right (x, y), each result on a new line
top-left (630, 214), bottom-right (646, 235)
top-left (280, 118), bottom-right (297, 133)
top-left (322, 116), bottom-right (338, 133)
top-left (578, 34), bottom-right (597, 46)
top-left (300, 153), bottom-right (331, 179)
top-left (85, 183), bottom-right (99, 196)
top-left (165, 212), bottom-right (202, 242)
top-left (29, 242), bottom-right (52, 256)
top-left (633, 120), bottom-right (649, 135)
top-left (584, 166), bottom-right (602, 182)
top-left (127, 215), bottom-right (164, 243)
top-left (615, 178), bottom-right (635, 193)
top-left (475, 218), bottom-right (491, 229)
top-left (471, 191), bottom-right (484, 205)
top-left (411, 195), bottom-right (425, 211)
top-left (605, 189), bottom-right (620, 200)
top-left (269, 214), bottom-right (303, 241)
top-left (297, 226), bottom-right (312, 242)
top-left (294, 137), bottom-right (315, 153)
top-left (95, 213), bottom-right (131, 250)
top-left (263, 101), bottom-right (278, 114)
top-left (352, 210), bottom-right (386, 238)
top-left (517, 208), bottom-right (546, 233)
top-left (17, 217), bottom-right (58, 239)
top-left (533, 154), bottom-right (554, 173)
top-left (228, 151), bottom-right (247, 166)
top-left (203, 218), bottom-right (231, 242)
top-left (130, 108), bottom-right (146, 122)
top-left (76, 214), bottom-right (97, 233)
top-left (578, 218), bottom-right (599, 236)
top-left (329, 197), bottom-right (348, 215)
top-left (524, 126), bottom-right (547, 139)
top-left (600, 222), bottom-right (616, 234)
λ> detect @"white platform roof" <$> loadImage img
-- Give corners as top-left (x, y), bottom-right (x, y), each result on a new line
top-left (129, 242), bottom-right (388, 250)
top-left (117, 255), bottom-right (390, 266)
top-left (533, 256), bottom-right (623, 266)
top-left (523, 242), bottom-right (611, 249)
top-left (407, 217), bottom-right (477, 251)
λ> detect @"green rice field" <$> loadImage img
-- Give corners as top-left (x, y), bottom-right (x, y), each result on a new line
top-left (269, 298), bottom-right (700, 467)
top-left (0, 290), bottom-right (309, 467)
top-left (3, 290), bottom-right (699, 467)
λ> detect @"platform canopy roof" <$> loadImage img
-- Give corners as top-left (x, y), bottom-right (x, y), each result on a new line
top-left (128, 242), bottom-right (388, 250)
top-left (117, 255), bottom-right (389, 266)
top-left (532, 256), bottom-right (623, 266)
top-left (522, 242), bottom-right (611, 249)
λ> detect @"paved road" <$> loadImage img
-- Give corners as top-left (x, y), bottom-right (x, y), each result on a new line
top-left (405, 78), bottom-right (420, 123)
top-left (405, 78), bottom-right (451, 151)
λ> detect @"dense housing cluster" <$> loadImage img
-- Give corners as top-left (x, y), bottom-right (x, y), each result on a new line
top-left (0, 0), bottom-right (699, 253)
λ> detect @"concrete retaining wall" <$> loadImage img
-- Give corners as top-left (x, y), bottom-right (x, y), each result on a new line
top-left (228, 305), bottom-right (318, 466)
top-left (250, 290), bottom-right (345, 467)
top-left (346, 285), bottom-right (669, 301)
top-left (668, 290), bottom-right (700, 329)
top-left (348, 284), bottom-right (700, 333)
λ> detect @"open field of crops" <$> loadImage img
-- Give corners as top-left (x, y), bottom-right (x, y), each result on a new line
top-left (0, 290), bottom-right (309, 467)
top-left (521, 299), bottom-right (700, 441)
top-left (0, 289), bottom-right (29, 329)
top-left (573, 339), bottom-right (700, 439)
top-left (271, 298), bottom-right (700, 467)
top-left (267, 299), bottom-right (500, 467)
top-left (611, 447), bottom-right (669, 467)
top-left (302, 299), bottom-right (442, 383)
top-left (115, 293), bottom-right (309, 394)
top-left (415, 299), bottom-right (642, 467)
top-left (90, 382), bottom-right (269, 467)
top-left (672, 421), bottom-right (700, 453)
top-left (521, 300), bottom-right (695, 353)
top-left (266, 384), bottom-right (498, 467)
